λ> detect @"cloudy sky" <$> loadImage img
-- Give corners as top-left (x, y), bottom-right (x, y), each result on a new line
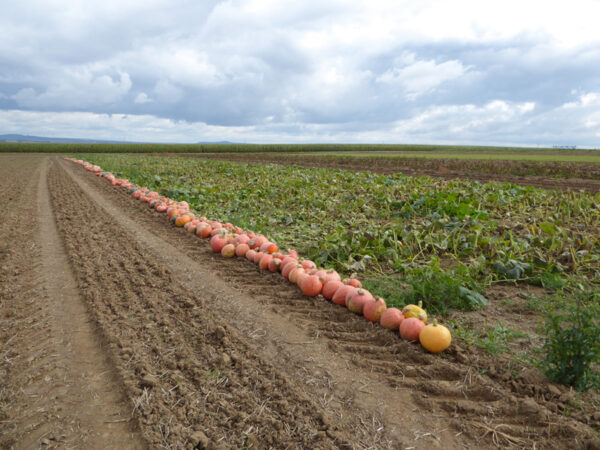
top-left (1, 0), bottom-right (599, 146)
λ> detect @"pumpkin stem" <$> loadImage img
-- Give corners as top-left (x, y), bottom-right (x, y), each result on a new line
top-left (432, 319), bottom-right (438, 326)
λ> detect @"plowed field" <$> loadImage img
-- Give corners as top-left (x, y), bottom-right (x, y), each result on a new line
top-left (1, 154), bottom-right (598, 449)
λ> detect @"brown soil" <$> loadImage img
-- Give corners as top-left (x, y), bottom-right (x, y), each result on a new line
top-left (1, 154), bottom-right (599, 449)
top-left (184, 153), bottom-right (600, 192)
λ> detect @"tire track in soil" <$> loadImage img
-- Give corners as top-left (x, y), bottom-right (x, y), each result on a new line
top-left (34, 158), bottom-right (146, 448)
top-left (49, 159), bottom-right (365, 449)
top-left (0, 155), bottom-right (144, 449)
top-left (0, 155), bottom-right (46, 448)
top-left (63, 158), bottom-right (600, 449)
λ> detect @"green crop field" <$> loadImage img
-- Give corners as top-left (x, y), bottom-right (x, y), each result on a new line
top-left (3, 141), bottom-right (598, 158)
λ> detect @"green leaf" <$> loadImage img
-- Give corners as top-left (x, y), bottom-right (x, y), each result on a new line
top-left (540, 222), bottom-right (556, 235)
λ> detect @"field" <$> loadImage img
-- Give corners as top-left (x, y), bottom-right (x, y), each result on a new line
top-left (1, 152), bottom-right (599, 448)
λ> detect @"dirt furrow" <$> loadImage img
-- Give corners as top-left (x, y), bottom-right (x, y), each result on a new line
top-left (63, 157), bottom-right (600, 449)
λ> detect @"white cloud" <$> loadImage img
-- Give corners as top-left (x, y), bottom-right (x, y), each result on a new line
top-left (134, 93), bottom-right (151, 104)
top-left (12, 70), bottom-right (131, 109)
top-left (376, 54), bottom-right (468, 99)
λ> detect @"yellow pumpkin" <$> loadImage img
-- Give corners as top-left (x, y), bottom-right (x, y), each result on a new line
top-left (402, 300), bottom-right (427, 323)
top-left (419, 320), bottom-right (452, 353)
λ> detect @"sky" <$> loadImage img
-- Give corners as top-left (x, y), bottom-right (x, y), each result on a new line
top-left (1, 0), bottom-right (600, 146)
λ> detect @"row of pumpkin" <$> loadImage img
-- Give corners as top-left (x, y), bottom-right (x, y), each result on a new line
top-left (67, 158), bottom-right (452, 353)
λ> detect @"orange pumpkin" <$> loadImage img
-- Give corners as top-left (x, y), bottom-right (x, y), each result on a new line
top-left (300, 260), bottom-right (317, 270)
top-left (363, 297), bottom-right (386, 323)
top-left (400, 318), bottom-right (425, 341)
top-left (268, 258), bottom-right (282, 273)
top-left (221, 243), bottom-right (235, 258)
top-left (210, 234), bottom-right (228, 253)
top-left (346, 289), bottom-right (374, 314)
top-left (300, 275), bottom-right (323, 297)
top-left (288, 266), bottom-right (305, 284)
top-left (380, 308), bottom-right (404, 330)
top-left (295, 271), bottom-right (309, 287)
top-left (235, 243), bottom-right (250, 257)
top-left (322, 280), bottom-right (343, 300)
top-left (281, 261), bottom-right (300, 279)
top-left (332, 284), bottom-right (354, 306)
top-left (175, 214), bottom-right (193, 227)
top-left (246, 249), bottom-right (257, 262)
top-left (419, 320), bottom-right (452, 353)
top-left (342, 278), bottom-right (362, 288)
top-left (259, 254), bottom-right (273, 270)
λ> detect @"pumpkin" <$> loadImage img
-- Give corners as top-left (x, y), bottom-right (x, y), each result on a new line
top-left (259, 254), bottom-right (273, 271)
top-left (402, 301), bottom-right (428, 323)
top-left (232, 234), bottom-right (250, 245)
top-left (332, 284), bottom-right (354, 306)
top-left (289, 266), bottom-right (305, 284)
top-left (259, 241), bottom-right (278, 254)
top-left (380, 308), bottom-right (404, 330)
top-left (346, 289), bottom-right (374, 314)
top-left (300, 275), bottom-right (323, 297)
top-left (300, 260), bottom-right (317, 270)
top-left (246, 249), bottom-right (257, 262)
top-left (249, 235), bottom-right (267, 249)
top-left (221, 244), bottom-right (235, 258)
top-left (268, 258), bottom-right (282, 273)
top-left (253, 251), bottom-right (265, 264)
top-left (235, 243), bottom-right (250, 257)
top-left (210, 234), bottom-right (228, 253)
top-left (419, 320), bottom-right (452, 353)
top-left (321, 280), bottom-right (343, 300)
top-left (281, 262), bottom-right (300, 279)
top-left (400, 318), bottom-right (425, 341)
top-left (342, 278), bottom-right (362, 288)
top-left (280, 255), bottom-right (297, 268)
top-left (295, 271), bottom-right (310, 287)
top-left (363, 297), bottom-right (386, 323)
top-left (323, 270), bottom-right (341, 283)
top-left (175, 214), bottom-right (193, 227)
top-left (196, 224), bottom-right (212, 238)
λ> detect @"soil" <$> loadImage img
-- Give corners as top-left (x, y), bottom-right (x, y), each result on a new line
top-left (183, 152), bottom-right (600, 192)
top-left (1, 154), bottom-right (599, 449)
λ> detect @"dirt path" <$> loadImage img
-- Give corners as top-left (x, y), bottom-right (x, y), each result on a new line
top-left (1, 156), bottom-right (145, 448)
top-left (2, 154), bottom-right (598, 449)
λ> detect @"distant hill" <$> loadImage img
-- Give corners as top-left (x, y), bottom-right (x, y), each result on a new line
top-left (0, 134), bottom-right (135, 144)
top-left (0, 134), bottom-right (239, 145)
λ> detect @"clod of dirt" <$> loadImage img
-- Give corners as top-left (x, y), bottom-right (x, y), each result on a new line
top-left (546, 384), bottom-right (562, 398)
top-left (221, 353), bottom-right (231, 365)
top-left (518, 397), bottom-right (545, 420)
top-left (190, 431), bottom-right (209, 449)
top-left (585, 437), bottom-right (600, 450)
top-left (140, 374), bottom-right (158, 388)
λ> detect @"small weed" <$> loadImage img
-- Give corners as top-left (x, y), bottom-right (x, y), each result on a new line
top-left (539, 291), bottom-right (600, 392)
top-left (475, 322), bottom-right (529, 357)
